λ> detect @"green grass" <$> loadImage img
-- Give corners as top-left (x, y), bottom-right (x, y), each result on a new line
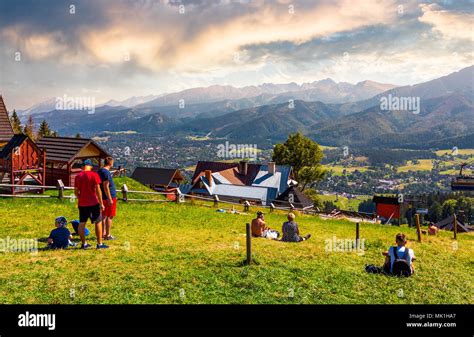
top-left (326, 165), bottom-right (370, 176)
top-left (397, 159), bottom-right (433, 173)
top-left (435, 148), bottom-right (474, 157)
top-left (318, 194), bottom-right (370, 210)
top-left (0, 196), bottom-right (472, 304)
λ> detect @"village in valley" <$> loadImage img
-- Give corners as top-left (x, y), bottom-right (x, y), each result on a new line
top-left (1, 93), bottom-right (473, 230)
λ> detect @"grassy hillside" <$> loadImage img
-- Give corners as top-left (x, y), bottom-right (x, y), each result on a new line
top-left (0, 195), bottom-right (472, 304)
top-left (318, 194), bottom-right (370, 210)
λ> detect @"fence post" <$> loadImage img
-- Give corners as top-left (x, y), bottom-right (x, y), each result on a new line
top-left (244, 200), bottom-right (250, 212)
top-left (213, 195), bottom-right (219, 207)
top-left (246, 223), bottom-right (252, 265)
top-left (56, 179), bottom-right (64, 199)
top-left (270, 203), bottom-right (275, 213)
top-left (175, 189), bottom-right (180, 204)
top-left (122, 184), bottom-right (128, 202)
top-left (355, 222), bottom-right (360, 249)
top-left (415, 213), bottom-right (422, 242)
top-left (453, 214), bottom-right (457, 240)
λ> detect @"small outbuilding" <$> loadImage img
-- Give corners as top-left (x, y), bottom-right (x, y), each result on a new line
top-left (373, 195), bottom-right (401, 220)
top-left (0, 134), bottom-right (46, 194)
top-left (434, 215), bottom-right (473, 233)
top-left (36, 136), bottom-right (110, 187)
top-left (130, 167), bottom-right (185, 200)
top-left (274, 185), bottom-right (314, 209)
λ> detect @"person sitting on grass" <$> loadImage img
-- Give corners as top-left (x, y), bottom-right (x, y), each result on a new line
top-left (382, 233), bottom-right (416, 276)
top-left (251, 211), bottom-right (279, 239)
top-left (47, 216), bottom-right (76, 249)
top-left (281, 212), bottom-right (311, 242)
top-left (70, 220), bottom-right (90, 237)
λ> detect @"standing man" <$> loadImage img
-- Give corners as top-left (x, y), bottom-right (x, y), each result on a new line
top-left (99, 157), bottom-right (117, 240)
top-left (74, 159), bottom-right (109, 249)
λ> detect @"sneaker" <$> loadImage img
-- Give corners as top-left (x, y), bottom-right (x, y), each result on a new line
top-left (104, 235), bottom-right (116, 241)
top-left (304, 234), bottom-right (311, 241)
top-left (96, 243), bottom-right (109, 249)
top-left (81, 243), bottom-right (92, 249)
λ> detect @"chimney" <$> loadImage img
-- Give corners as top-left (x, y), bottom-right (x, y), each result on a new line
top-left (268, 161), bottom-right (276, 175)
top-left (239, 160), bottom-right (248, 176)
top-left (204, 170), bottom-right (213, 186)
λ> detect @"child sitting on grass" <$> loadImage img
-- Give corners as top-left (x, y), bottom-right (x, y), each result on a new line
top-left (47, 216), bottom-right (76, 249)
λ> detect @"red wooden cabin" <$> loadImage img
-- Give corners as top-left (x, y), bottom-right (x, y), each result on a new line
top-left (0, 134), bottom-right (46, 194)
top-left (373, 195), bottom-right (401, 219)
top-left (36, 136), bottom-right (110, 187)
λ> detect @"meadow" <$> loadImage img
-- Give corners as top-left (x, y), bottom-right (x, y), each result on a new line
top-left (0, 188), bottom-right (472, 304)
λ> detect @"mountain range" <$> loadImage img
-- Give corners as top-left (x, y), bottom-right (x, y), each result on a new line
top-left (17, 66), bottom-right (474, 149)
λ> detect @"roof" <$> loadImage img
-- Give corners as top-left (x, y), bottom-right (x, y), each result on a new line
top-left (275, 186), bottom-right (314, 208)
top-left (434, 215), bottom-right (473, 233)
top-left (0, 96), bottom-right (14, 142)
top-left (191, 161), bottom-right (261, 185)
top-left (0, 134), bottom-right (29, 159)
top-left (192, 161), bottom-right (292, 190)
top-left (372, 195), bottom-right (400, 205)
top-left (190, 160), bottom-right (293, 204)
top-left (131, 167), bottom-right (183, 186)
top-left (36, 136), bottom-right (110, 163)
top-left (204, 179), bottom-right (278, 205)
top-left (252, 164), bottom-right (292, 193)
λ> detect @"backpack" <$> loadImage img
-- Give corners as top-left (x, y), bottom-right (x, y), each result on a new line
top-left (391, 246), bottom-right (412, 277)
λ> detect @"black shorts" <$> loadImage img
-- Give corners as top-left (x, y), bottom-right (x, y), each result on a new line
top-left (79, 204), bottom-right (102, 224)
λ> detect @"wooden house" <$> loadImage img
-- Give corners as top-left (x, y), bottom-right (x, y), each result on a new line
top-left (0, 134), bottom-right (46, 194)
top-left (372, 195), bottom-right (401, 222)
top-left (36, 136), bottom-right (110, 187)
top-left (0, 95), bottom-right (14, 146)
top-left (0, 96), bottom-right (46, 194)
top-left (131, 167), bottom-right (185, 200)
top-left (189, 161), bottom-right (294, 205)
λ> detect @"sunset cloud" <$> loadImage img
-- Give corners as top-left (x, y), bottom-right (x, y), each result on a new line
top-left (419, 4), bottom-right (474, 41)
top-left (0, 0), bottom-right (472, 109)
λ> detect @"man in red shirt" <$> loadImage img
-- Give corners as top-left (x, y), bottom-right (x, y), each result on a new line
top-left (74, 159), bottom-right (108, 249)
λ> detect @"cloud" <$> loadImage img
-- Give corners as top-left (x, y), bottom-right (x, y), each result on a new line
top-left (2, 0), bottom-right (400, 73)
top-left (0, 0), bottom-right (473, 109)
top-left (419, 4), bottom-right (474, 41)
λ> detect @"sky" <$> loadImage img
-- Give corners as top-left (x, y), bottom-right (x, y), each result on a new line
top-left (0, 0), bottom-right (473, 109)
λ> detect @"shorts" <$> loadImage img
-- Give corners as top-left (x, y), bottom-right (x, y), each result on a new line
top-left (102, 198), bottom-right (117, 218)
top-left (79, 204), bottom-right (102, 224)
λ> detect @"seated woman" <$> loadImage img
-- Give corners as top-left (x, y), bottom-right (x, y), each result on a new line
top-left (281, 213), bottom-right (311, 242)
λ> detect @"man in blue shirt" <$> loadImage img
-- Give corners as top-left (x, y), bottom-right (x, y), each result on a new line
top-left (98, 157), bottom-right (117, 240)
top-left (48, 216), bottom-right (72, 249)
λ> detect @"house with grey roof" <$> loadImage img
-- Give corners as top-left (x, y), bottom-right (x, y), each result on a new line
top-left (189, 160), bottom-right (297, 206)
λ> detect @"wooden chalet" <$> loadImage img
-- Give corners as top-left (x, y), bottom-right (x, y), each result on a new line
top-left (0, 134), bottom-right (46, 194)
top-left (0, 95), bottom-right (14, 146)
top-left (373, 195), bottom-right (401, 222)
top-left (0, 96), bottom-right (46, 194)
top-left (130, 167), bottom-right (184, 200)
top-left (274, 185), bottom-right (314, 210)
top-left (36, 136), bottom-right (110, 187)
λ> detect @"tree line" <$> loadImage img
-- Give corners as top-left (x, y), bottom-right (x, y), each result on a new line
top-left (9, 110), bottom-right (82, 140)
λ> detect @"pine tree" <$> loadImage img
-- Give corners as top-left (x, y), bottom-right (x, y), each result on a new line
top-left (37, 120), bottom-right (52, 139)
top-left (9, 109), bottom-right (22, 134)
top-left (23, 115), bottom-right (35, 140)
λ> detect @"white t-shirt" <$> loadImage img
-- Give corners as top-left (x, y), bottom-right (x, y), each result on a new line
top-left (389, 246), bottom-right (415, 272)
